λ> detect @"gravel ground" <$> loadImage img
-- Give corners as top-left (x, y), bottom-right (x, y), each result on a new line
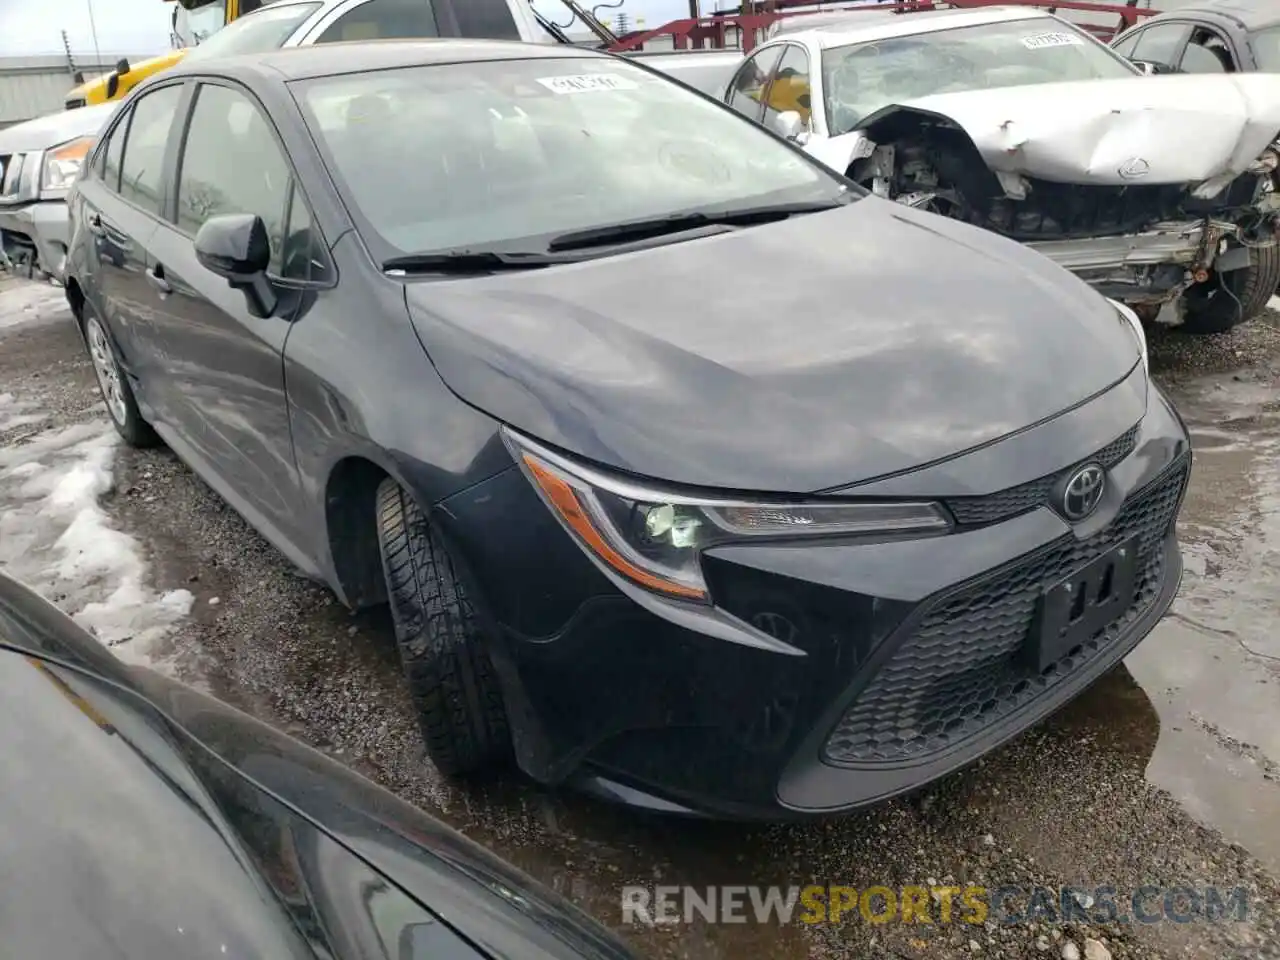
top-left (2, 274), bottom-right (1278, 959)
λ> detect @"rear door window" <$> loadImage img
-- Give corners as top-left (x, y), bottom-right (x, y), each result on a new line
top-left (118, 84), bottom-right (183, 214)
top-left (1178, 27), bottom-right (1237, 72)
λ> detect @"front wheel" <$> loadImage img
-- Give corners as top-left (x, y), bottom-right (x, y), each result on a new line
top-left (1180, 243), bottom-right (1280, 335)
top-left (375, 479), bottom-right (511, 775)
top-left (83, 313), bottom-right (158, 447)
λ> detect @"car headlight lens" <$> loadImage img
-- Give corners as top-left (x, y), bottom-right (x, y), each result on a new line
top-left (41, 136), bottom-right (95, 192)
top-left (1110, 299), bottom-right (1148, 374)
top-left (503, 429), bottom-right (950, 603)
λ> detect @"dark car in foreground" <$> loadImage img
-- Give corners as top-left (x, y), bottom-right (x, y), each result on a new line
top-left (0, 571), bottom-right (640, 960)
top-left (63, 40), bottom-right (1191, 820)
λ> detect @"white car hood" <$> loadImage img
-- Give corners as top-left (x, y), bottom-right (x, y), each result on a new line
top-left (845, 73), bottom-right (1280, 186)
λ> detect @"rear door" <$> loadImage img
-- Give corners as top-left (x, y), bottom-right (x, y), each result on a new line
top-left (143, 79), bottom-right (312, 551)
top-left (75, 83), bottom-right (186, 398)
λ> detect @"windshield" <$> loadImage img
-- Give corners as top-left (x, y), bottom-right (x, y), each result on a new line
top-left (1254, 25), bottom-right (1280, 71)
top-left (296, 57), bottom-right (851, 261)
top-left (171, 0), bottom-right (227, 47)
top-left (183, 2), bottom-right (320, 62)
top-left (822, 17), bottom-right (1139, 136)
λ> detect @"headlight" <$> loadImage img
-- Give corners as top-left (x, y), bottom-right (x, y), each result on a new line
top-left (1110, 299), bottom-right (1148, 374)
top-left (503, 429), bottom-right (951, 603)
top-left (40, 136), bottom-right (95, 192)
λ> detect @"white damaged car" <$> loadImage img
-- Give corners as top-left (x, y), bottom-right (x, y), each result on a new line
top-left (724, 6), bottom-right (1280, 334)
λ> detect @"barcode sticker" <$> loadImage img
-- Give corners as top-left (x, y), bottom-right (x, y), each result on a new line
top-left (1020, 32), bottom-right (1085, 49)
top-left (536, 73), bottom-right (641, 95)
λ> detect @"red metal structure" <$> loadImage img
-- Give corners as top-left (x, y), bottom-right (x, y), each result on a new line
top-left (607, 0), bottom-right (1160, 53)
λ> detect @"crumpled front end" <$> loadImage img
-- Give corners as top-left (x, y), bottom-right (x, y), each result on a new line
top-left (841, 74), bottom-right (1280, 317)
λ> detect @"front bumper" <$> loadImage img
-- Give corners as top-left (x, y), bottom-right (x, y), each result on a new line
top-left (437, 374), bottom-right (1191, 819)
top-left (0, 200), bottom-right (71, 282)
top-left (1027, 218), bottom-right (1267, 306)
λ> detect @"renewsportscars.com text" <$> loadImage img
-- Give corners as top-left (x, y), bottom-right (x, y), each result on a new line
top-left (621, 884), bottom-right (1251, 926)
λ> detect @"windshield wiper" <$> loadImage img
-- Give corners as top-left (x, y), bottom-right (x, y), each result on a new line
top-left (381, 250), bottom-right (563, 276)
top-left (546, 199), bottom-right (853, 253)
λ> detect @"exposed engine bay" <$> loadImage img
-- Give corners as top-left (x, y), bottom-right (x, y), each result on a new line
top-left (847, 109), bottom-right (1280, 322)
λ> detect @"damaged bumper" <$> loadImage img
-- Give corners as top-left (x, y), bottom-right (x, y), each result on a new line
top-left (1026, 218), bottom-right (1263, 305)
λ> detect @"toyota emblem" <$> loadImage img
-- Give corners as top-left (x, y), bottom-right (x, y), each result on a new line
top-left (1062, 464), bottom-right (1106, 521)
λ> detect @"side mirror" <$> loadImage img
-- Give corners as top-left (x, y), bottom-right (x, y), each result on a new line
top-left (1130, 59), bottom-right (1176, 75)
top-left (195, 213), bottom-right (278, 317)
top-left (115, 58), bottom-right (131, 76)
top-left (772, 109), bottom-right (809, 144)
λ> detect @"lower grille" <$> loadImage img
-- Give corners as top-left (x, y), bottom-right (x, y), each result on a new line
top-left (823, 456), bottom-right (1189, 767)
top-left (984, 180), bottom-right (1187, 242)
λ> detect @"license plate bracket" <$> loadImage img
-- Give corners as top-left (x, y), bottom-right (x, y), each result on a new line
top-left (1026, 536), bottom-right (1140, 673)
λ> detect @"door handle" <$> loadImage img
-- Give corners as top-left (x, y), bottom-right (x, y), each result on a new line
top-left (146, 265), bottom-right (172, 296)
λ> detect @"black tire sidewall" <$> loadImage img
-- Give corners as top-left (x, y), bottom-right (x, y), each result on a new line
top-left (1181, 243), bottom-right (1280, 335)
top-left (374, 479), bottom-right (510, 774)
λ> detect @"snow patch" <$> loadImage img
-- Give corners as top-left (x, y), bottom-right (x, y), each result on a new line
top-left (0, 391), bottom-right (50, 433)
top-left (0, 384), bottom-right (192, 663)
top-left (0, 279), bottom-right (70, 331)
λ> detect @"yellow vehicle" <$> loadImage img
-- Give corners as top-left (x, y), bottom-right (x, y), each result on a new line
top-left (64, 1), bottom-right (264, 110)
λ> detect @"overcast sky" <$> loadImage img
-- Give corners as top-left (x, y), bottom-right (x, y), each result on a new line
top-left (0, 0), bottom-right (709, 56)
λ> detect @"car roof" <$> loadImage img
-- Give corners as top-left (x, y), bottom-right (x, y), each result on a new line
top-left (164, 37), bottom-right (605, 83)
top-left (772, 5), bottom-right (1064, 50)
top-left (1145, 0), bottom-right (1280, 31)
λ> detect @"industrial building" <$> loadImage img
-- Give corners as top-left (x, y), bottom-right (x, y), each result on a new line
top-left (0, 54), bottom-right (152, 129)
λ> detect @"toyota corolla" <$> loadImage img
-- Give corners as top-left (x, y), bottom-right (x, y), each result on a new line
top-left (63, 40), bottom-right (1190, 819)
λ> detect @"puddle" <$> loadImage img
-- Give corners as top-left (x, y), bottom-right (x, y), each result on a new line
top-left (1125, 373), bottom-right (1280, 873)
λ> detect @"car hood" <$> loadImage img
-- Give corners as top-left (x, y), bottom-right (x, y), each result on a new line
top-left (0, 102), bottom-right (118, 154)
top-left (405, 198), bottom-right (1140, 493)
top-left (0, 573), bottom-right (639, 960)
top-left (845, 73), bottom-right (1280, 187)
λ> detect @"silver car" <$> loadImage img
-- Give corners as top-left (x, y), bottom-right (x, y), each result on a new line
top-left (0, 103), bottom-right (118, 282)
top-left (724, 5), bottom-right (1280, 334)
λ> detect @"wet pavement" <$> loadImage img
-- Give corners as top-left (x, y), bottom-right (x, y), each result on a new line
top-left (1, 274), bottom-right (1278, 959)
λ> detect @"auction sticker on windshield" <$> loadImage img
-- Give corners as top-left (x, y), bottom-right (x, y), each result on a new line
top-left (1020, 32), bottom-right (1084, 49)
top-left (536, 74), bottom-right (641, 95)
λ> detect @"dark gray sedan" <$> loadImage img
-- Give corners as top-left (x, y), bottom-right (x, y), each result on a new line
top-left (64, 40), bottom-right (1190, 819)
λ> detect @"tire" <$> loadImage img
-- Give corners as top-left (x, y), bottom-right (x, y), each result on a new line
top-left (83, 311), bottom-right (159, 448)
top-left (375, 478), bottom-right (510, 775)
top-left (1180, 243), bottom-right (1280, 335)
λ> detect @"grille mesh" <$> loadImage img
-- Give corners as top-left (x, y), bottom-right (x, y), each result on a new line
top-left (823, 455), bottom-right (1188, 766)
top-left (945, 424), bottom-right (1140, 527)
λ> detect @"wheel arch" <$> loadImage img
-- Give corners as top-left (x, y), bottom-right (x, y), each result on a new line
top-left (65, 276), bottom-right (87, 331)
top-left (323, 453), bottom-right (398, 609)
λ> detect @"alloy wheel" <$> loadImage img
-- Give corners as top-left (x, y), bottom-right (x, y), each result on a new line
top-left (86, 317), bottom-right (128, 426)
